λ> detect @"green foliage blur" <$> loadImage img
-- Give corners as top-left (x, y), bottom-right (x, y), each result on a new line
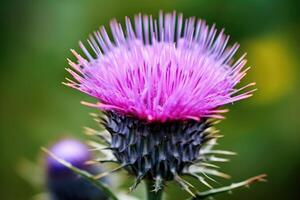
top-left (1, 0), bottom-right (299, 199)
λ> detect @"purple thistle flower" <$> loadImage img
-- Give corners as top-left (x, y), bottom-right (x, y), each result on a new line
top-left (46, 139), bottom-right (108, 200)
top-left (66, 12), bottom-right (255, 123)
top-left (47, 139), bottom-right (91, 177)
top-left (65, 12), bottom-right (255, 196)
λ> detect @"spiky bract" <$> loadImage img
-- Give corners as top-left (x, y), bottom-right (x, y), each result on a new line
top-left (104, 111), bottom-right (211, 180)
top-left (87, 113), bottom-right (233, 194)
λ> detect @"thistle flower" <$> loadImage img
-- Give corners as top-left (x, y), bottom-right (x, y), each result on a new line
top-left (46, 139), bottom-right (108, 200)
top-left (65, 12), bottom-right (255, 197)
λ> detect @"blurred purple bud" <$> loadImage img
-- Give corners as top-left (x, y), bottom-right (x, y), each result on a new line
top-left (46, 139), bottom-right (107, 200)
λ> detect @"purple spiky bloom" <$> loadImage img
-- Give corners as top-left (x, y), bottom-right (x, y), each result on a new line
top-left (46, 139), bottom-right (108, 200)
top-left (66, 12), bottom-right (254, 122)
top-left (66, 12), bottom-right (255, 195)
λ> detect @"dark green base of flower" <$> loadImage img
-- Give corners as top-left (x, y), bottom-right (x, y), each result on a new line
top-left (102, 111), bottom-right (213, 181)
top-left (87, 111), bottom-right (234, 195)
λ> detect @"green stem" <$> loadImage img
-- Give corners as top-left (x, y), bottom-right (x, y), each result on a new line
top-left (145, 180), bottom-right (164, 200)
top-left (190, 174), bottom-right (267, 200)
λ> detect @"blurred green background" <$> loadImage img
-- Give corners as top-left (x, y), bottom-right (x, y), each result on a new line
top-left (1, 0), bottom-right (300, 199)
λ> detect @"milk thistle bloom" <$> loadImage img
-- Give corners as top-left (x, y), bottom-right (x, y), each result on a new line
top-left (65, 11), bottom-right (258, 198)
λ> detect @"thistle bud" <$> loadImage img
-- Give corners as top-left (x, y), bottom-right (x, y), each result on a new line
top-left (46, 139), bottom-right (108, 200)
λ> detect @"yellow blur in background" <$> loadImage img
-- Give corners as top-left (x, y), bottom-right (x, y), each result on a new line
top-left (246, 34), bottom-right (296, 104)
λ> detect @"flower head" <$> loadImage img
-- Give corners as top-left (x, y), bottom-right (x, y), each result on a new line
top-left (66, 12), bottom-right (255, 195)
top-left (66, 12), bottom-right (255, 122)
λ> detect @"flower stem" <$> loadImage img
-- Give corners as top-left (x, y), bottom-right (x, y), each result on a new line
top-left (190, 174), bottom-right (267, 200)
top-left (145, 180), bottom-right (164, 200)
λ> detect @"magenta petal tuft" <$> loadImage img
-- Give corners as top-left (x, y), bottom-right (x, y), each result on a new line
top-left (67, 12), bottom-right (254, 122)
